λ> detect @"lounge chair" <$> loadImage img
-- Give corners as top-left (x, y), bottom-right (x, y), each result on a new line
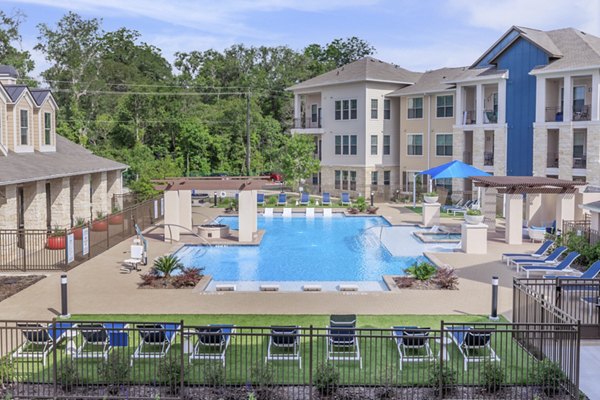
top-left (72, 322), bottom-right (127, 360)
top-left (299, 192), bottom-right (309, 206)
top-left (12, 322), bottom-right (73, 366)
top-left (391, 326), bottom-right (434, 369)
top-left (265, 326), bottom-right (302, 368)
top-left (442, 199), bottom-right (463, 212)
top-left (521, 251), bottom-right (580, 278)
top-left (277, 193), bottom-right (287, 206)
top-left (130, 323), bottom-right (179, 365)
top-left (502, 240), bottom-right (553, 266)
top-left (189, 325), bottom-right (234, 366)
top-left (341, 193), bottom-right (351, 206)
top-left (257, 193), bottom-right (265, 206)
top-left (528, 226), bottom-right (546, 242)
top-left (544, 260), bottom-right (600, 280)
top-left (322, 192), bottom-right (331, 206)
top-left (327, 314), bottom-right (362, 368)
top-left (447, 326), bottom-right (499, 371)
top-left (510, 246), bottom-right (568, 271)
top-left (448, 200), bottom-right (473, 216)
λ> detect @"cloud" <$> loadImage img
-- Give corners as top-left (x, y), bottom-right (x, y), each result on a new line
top-left (377, 42), bottom-right (484, 72)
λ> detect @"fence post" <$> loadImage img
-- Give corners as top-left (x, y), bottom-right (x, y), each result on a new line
top-left (63, 229), bottom-right (69, 271)
top-left (180, 320), bottom-right (185, 399)
top-left (21, 230), bottom-right (27, 272)
top-left (309, 325), bottom-right (313, 400)
top-left (52, 318), bottom-right (58, 396)
top-left (439, 320), bottom-right (444, 400)
top-left (106, 216), bottom-right (110, 250)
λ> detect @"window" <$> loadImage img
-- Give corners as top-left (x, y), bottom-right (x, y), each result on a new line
top-left (492, 93), bottom-right (498, 115)
top-left (336, 135), bottom-right (357, 155)
top-left (573, 86), bottom-right (585, 113)
top-left (573, 131), bottom-right (586, 159)
top-left (336, 170), bottom-right (356, 190)
top-left (370, 135), bottom-right (378, 155)
top-left (311, 104), bottom-right (318, 123)
top-left (342, 171), bottom-right (349, 190)
top-left (44, 112), bottom-right (52, 145)
top-left (407, 134), bottom-right (423, 155)
top-left (19, 109), bottom-right (28, 145)
top-left (383, 171), bottom-right (390, 186)
top-left (335, 136), bottom-right (342, 155)
top-left (335, 99), bottom-right (357, 120)
top-left (383, 135), bottom-right (391, 155)
top-left (342, 100), bottom-right (349, 120)
top-left (371, 171), bottom-right (378, 185)
top-left (335, 101), bottom-right (341, 120)
top-left (342, 135), bottom-right (349, 155)
top-left (436, 95), bottom-right (453, 118)
top-left (350, 171), bottom-right (356, 191)
top-left (371, 99), bottom-right (378, 119)
top-left (436, 134), bottom-right (453, 156)
top-left (384, 99), bottom-right (390, 119)
top-left (350, 135), bottom-right (357, 155)
top-left (350, 100), bottom-right (357, 119)
top-left (408, 97), bottom-right (423, 119)
top-left (335, 170), bottom-right (341, 189)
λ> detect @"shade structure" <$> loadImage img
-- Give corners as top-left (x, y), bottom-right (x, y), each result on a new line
top-left (418, 160), bottom-right (490, 180)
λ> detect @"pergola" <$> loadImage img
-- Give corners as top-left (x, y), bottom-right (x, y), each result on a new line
top-left (154, 177), bottom-right (271, 243)
top-left (471, 176), bottom-right (586, 244)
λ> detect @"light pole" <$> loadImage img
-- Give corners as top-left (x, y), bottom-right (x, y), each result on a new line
top-left (489, 276), bottom-right (499, 321)
top-left (370, 192), bottom-right (374, 207)
top-left (60, 274), bottom-right (70, 319)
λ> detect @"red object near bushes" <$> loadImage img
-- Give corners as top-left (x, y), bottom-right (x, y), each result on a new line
top-left (46, 235), bottom-right (66, 250)
top-left (108, 214), bottom-right (124, 225)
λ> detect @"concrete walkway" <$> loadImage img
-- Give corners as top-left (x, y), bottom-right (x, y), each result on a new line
top-left (0, 203), bottom-right (536, 320)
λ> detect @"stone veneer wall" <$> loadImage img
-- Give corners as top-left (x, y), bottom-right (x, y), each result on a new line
top-left (0, 185), bottom-right (17, 229)
top-left (50, 177), bottom-right (71, 228)
top-left (107, 170), bottom-right (123, 209)
top-left (532, 126), bottom-right (548, 177)
top-left (558, 127), bottom-right (573, 180)
top-left (91, 171), bottom-right (108, 216)
top-left (71, 174), bottom-right (91, 222)
top-left (587, 125), bottom-right (600, 185)
top-left (23, 181), bottom-right (46, 230)
top-left (493, 127), bottom-right (507, 176)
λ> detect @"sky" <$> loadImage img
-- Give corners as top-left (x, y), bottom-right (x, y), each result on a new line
top-left (3, 0), bottom-right (600, 79)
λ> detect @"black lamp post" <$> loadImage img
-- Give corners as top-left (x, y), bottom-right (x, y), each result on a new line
top-left (370, 192), bottom-right (374, 207)
top-left (213, 192), bottom-right (218, 207)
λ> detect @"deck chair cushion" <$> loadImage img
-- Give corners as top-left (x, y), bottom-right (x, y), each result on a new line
top-left (138, 324), bottom-right (167, 343)
top-left (196, 327), bottom-right (224, 345)
top-left (271, 326), bottom-right (298, 346)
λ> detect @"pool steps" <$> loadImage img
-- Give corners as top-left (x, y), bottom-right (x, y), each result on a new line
top-left (338, 284), bottom-right (359, 291)
top-left (302, 284), bottom-right (322, 291)
top-left (216, 284), bottom-right (236, 291)
top-left (260, 284), bottom-right (280, 291)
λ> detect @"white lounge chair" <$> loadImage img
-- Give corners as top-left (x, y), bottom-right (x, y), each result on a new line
top-left (130, 324), bottom-right (179, 366)
top-left (189, 325), bottom-right (234, 366)
top-left (391, 326), bottom-right (434, 370)
top-left (123, 243), bottom-right (144, 272)
top-left (265, 326), bottom-right (302, 368)
top-left (447, 326), bottom-right (499, 371)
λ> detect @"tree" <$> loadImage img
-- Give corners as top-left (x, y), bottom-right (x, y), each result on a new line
top-left (0, 10), bottom-right (34, 82)
top-left (280, 135), bottom-right (320, 190)
top-left (303, 37), bottom-right (375, 75)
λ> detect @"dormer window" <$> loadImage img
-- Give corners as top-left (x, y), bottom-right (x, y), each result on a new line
top-left (20, 109), bottom-right (28, 145)
top-left (44, 112), bottom-right (52, 145)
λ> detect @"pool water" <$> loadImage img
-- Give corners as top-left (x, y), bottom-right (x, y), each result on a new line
top-left (175, 215), bottom-right (449, 290)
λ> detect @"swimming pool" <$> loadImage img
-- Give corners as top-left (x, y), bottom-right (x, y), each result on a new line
top-left (175, 215), bottom-right (453, 291)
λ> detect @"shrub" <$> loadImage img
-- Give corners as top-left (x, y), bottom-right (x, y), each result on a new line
top-left (49, 226), bottom-right (66, 237)
top-left (266, 196), bottom-right (277, 206)
top-left (95, 211), bottom-right (106, 220)
top-left (375, 366), bottom-right (397, 399)
top-left (139, 273), bottom-right (159, 287)
top-left (424, 192), bottom-right (438, 197)
top-left (98, 353), bottom-right (130, 395)
top-left (347, 207), bottom-right (360, 215)
top-left (367, 206), bottom-right (379, 214)
top-left (59, 362), bottom-right (78, 392)
top-left (314, 362), bottom-right (340, 396)
top-left (172, 267), bottom-right (204, 288)
top-left (395, 276), bottom-right (416, 288)
top-left (481, 362), bottom-right (504, 393)
top-left (0, 356), bottom-right (14, 388)
top-left (152, 254), bottom-right (183, 279)
top-left (428, 362), bottom-right (456, 396)
top-left (355, 196), bottom-right (367, 212)
top-left (432, 267), bottom-right (459, 290)
top-left (405, 261), bottom-right (437, 281)
top-left (203, 364), bottom-right (226, 387)
top-left (73, 217), bottom-right (86, 228)
top-left (466, 209), bottom-right (482, 216)
top-left (250, 363), bottom-right (275, 400)
top-left (158, 358), bottom-right (185, 394)
top-left (531, 359), bottom-right (565, 396)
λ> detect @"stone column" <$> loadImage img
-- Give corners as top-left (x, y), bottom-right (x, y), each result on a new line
top-left (455, 86), bottom-right (463, 126)
top-left (452, 127), bottom-right (465, 194)
top-left (505, 194), bottom-right (523, 245)
top-left (532, 126), bottom-right (547, 176)
top-left (563, 76), bottom-right (572, 122)
top-left (179, 190), bottom-right (192, 232)
top-left (91, 172), bottom-right (108, 216)
top-left (587, 125), bottom-right (600, 186)
top-left (555, 193), bottom-right (575, 230)
top-left (481, 187), bottom-right (497, 231)
top-left (50, 177), bottom-right (71, 228)
top-left (472, 127), bottom-right (485, 169)
top-left (493, 127), bottom-right (507, 176)
top-left (0, 185), bottom-right (17, 229)
top-left (476, 84), bottom-right (484, 125)
top-left (71, 174), bottom-right (91, 222)
top-left (461, 222), bottom-right (488, 254)
top-left (592, 71), bottom-right (600, 121)
top-left (239, 189), bottom-right (257, 243)
top-left (558, 127), bottom-right (573, 180)
top-left (526, 194), bottom-right (543, 227)
top-left (23, 181), bottom-right (47, 230)
top-left (107, 170), bottom-right (123, 209)
top-left (422, 202), bottom-right (440, 227)
top-left (164, 190), bottom-right (180, 242)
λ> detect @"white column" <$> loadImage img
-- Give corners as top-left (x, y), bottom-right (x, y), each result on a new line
top-left (461, 222), bottom-right (488, 254)
top-left (535, 76), bottom-right (546, 123)
top-left (592, 71), bottom-right (600, 121)
top-left (455, 85), bottom-right (463, 125)
top-left (526, 194), bottom-right (543, 226)
top-left (178, 190), bottom-right (192, 231)
top-left (238, 190), bottom-right (257, 243)
top-left (555, 193), bottom-right (575, 229)
top-left (498, 79), bottom-right (507, 124)
top-left (164, 190), bottom-right (180, 242)
top-left (505, 194), bottom-right (523, 245)
top-left (476, 84), bottom-right (484, 125)
top-left (294, 94), bottom-right (301, 123)
top-left (563, 75), bottom-right (573, 121)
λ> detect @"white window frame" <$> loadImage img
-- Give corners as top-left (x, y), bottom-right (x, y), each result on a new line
top-left (407, 133), bottom-right (423, 156)
top-left (435, 133), bottom-right (453, 157)
top-left (383, 99), bottom-right (391, 120)
top-left (407, 97), bottom-right (424, 119)
top-left (370, 99), bottom-right (378, 119)
top-left (311, 104), bottom-right (318, 123)
top-left (371, 171), bottom-right (378, 185)
top-left (435, 95), bottom-right (454, 119)
top-left (370, 135), bottom-right (378, 155)
top-left (383, 170), bottom-right (391, 186)
top-left (383, 135), bottom-right (391, 155)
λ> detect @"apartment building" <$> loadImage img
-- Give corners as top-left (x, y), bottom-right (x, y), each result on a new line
top-left (288, 57), bottom-right (421, 197)
top-left (0, 65), bottom-right (127, 232)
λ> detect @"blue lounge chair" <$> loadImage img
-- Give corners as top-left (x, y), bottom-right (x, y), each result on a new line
top-left (299, 192), bottom-right (309, 206)
top-left (502, 240), bottom-right (554, 266)
top-left (322, 192), bottom-right (331, 206)
top-left (447, 326), bottom-right (499, 371)
top-left (277, 193), bottom-right (287, 206)
top-left (391, 326), bottom-right (434, 370)
top-left (510, 246), bottom-right (568, 271)
top-left (266, 326), bottom-right (302, 368)
top-left (130, 323), bottom-right (179, 365)
top-left (72, 322), bottom-right (127, 360)
top-left (544, 260), bottom-right (600, 280)
top-left (189, 325), bottom-right (234, 366)
top-left (13, 322), bottom-right (73, 366)
top-left (442, 199), bottom-right (463, 212)
top-left (341, 193), bottom-right (351, 206)
top-left (257, 193), bottom-right (265, 206)
top-left (327, 314), bottom-right (361, 369)
top-left (521, 251), bottom-right (580, 278)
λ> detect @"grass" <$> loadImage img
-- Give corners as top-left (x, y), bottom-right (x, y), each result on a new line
top-left (407, 206), bottom-right (460, 218)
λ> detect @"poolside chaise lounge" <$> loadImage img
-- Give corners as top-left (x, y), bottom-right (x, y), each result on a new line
top-left (544, 260), bottom-right (600, 280)
top-left (72, 322), bottom-right (127, 360)
top-left (189, 325), bottom-right (234, 366)
top-left (510, 246), bottom-right (568, 271)
top-left (277, 193), bottom-right (287, 206)
top-left (502, 240), bottom-right (553, 266)
top-left (391, 326), bottom-right (434, 370)
top-left (265, 326), bottom-right (302, 368)
top-left (528, 226), bottom-right (547, 242)
top-left (299, 192), bottom-right (309, 206)
top-left (322, 192), bottom-right (331, 206)
top-left (341, 193), bottom-right (351, 206)
top-left (130, 323), bottom-right (179, 366)
top-left (521, 251), bottom-right (580, 278)
top-left (442, 199), bottom-right (463, 212)
top-left (13, 322), bottom-right (73, 366)
top-left (447, 326), bottom-right (499, 371)
top-left (327, 314), bottom-right (362, 369)
top-left (257, 193), bottom-right (265, 206)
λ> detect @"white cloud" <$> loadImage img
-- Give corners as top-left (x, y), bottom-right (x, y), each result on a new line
top-left (446, 0), bottom-right (600, 35)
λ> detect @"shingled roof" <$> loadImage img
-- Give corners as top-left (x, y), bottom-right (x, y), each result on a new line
top-left (532, 28), bottom-right (600, 73)
top-left (0, 65), bottom-right (18, 78)
top-left (29, 89), bottom-right (52, 106)
top-left (387, 67), bottom-right (466, 96)
top-left (287, 57), bottom-right (422, 91)
top-left (3, 85), bottom-right (28, 102)
top-left (0, 135), bottom-right (127, 186)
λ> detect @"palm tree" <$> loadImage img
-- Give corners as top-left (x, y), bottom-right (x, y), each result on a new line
top-left (152, 254), bottom-right (183, 279)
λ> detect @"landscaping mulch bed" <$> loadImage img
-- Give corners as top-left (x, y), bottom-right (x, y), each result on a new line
top-left (0, 275), bottom-right (45, 302)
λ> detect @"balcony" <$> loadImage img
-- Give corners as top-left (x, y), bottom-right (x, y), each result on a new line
top-left (573, 105), bottom-right (591, 121)
top-left (573, 156), bottom-right (587, 169)
top-left (291, 117), bottom-right (324, 134)
top-left (462, 110), bottom-right (476, 125)
top-left (483, 110), bottom-right (498, 124)
top-left (484, 152), bottom-right (494, 166)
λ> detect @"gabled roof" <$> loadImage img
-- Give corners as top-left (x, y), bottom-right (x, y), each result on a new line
top-left (513, 26), bottom-right (563, 58)
top-left (3, 85), bottom-right (28, 103)
top-left (531, 28), bottom-right (600, 73)
top-left (0, 65), bottom-right (18, 78)
top-left (29, 89), bottom-right (52, 106)
top-left (0, 135), bottom-right (127, 186)
top-left (287, 57), bottom-right (422, 91)
top-left (446, 66), bottom-right (508, 83)
top-left (387, 67), bottom-right (466, 97)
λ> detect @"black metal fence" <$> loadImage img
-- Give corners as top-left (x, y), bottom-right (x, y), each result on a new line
top-left (0, 197), bottom-right (163, 272)
top-left (0, 319), bottom-right (580, 399)
top-left (562, 219), bottom-right (600, 245)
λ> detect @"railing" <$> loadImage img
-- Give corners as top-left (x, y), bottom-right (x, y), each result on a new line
top-left (483, 110), bottom-right (498, 124)
top-left (0, 197), bottom-right (164, 271)
top-left (545, 106), bottom-right (562, 122)
top-left (293, 118), bottom-right (322, 129)
top-left (462, 110), bottom-right (476, 125)
top-left (573, 105), bottom-right (591, 121)
top-left (0, 319), bottom-right (581, 399)
top-left (484, 151), bottom-right (494, 166)
top-left (545, 105), bottom-right (591, 122)
top-left (573, 156), bottom-right (587, 169)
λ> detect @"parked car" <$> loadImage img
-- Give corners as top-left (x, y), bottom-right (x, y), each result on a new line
top-left (262, 171), bottom-right (283, 182)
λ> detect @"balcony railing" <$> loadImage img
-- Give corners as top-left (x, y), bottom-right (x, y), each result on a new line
top-left (545, 105), bottom-right (591, 122)
top-left (461, 110), bottom-right (476, 125)
top-left (484, 151), bottom-right (494, 166)
top-left (573, 104), bottom-right (591, 121)
top-left (293, 118), bottom-right (322, 129)
top-left (483, 110), bottom-right (497, 124)
top-left (573, 155), bottom-right (587, 169)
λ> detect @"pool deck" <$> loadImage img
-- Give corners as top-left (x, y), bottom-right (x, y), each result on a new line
top-left (0, 203), bottom-right (537, 321)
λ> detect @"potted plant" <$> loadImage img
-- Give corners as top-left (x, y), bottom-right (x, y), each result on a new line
top-left (92, 211), bottom-right (108, 232)
top-left (465, 209), bottom-right (484, 225)
top-left (71, 217), bottom-right (86, 240)
top-left (423, 192), bottom-right (439, 204)
top-left (46, 227), bottom-right (66, 250)
top-left (108, 205), bottom-right (124, 225)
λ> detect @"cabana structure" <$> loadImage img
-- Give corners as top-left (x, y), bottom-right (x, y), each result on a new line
top-left (472, 176), bottom-right (586, 245)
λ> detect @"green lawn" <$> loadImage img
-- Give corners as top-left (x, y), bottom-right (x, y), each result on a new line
top-left (407, 206), bottom-right (459, 218)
